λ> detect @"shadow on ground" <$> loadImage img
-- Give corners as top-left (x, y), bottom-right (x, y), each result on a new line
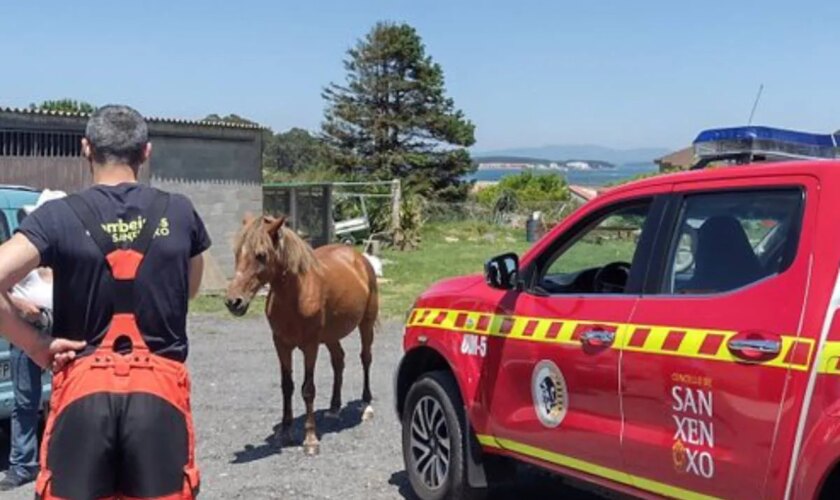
top-left (231, 399), bottom-right (369, 464)
top-left (388, 463), bottom-right (620, 500)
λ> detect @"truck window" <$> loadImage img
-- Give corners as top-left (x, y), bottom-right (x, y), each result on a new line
top-left (663, 189), bottom-right (802, 294)
top-left (536, 201), bottom-right (651, 295)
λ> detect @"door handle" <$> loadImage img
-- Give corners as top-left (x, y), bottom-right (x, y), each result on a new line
top-left (580, 329), bottom-right (615, 347)
top-left (728, 339), bottom-right (781, 354)
top-left (727, 331), bottom-right (782, 362)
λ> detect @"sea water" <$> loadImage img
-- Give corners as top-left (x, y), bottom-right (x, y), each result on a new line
top-left (466, 163), bottom-right (658, 187)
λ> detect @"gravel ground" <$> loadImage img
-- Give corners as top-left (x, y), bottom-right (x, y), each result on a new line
top-left (1, 313), bottom-right (618, 500)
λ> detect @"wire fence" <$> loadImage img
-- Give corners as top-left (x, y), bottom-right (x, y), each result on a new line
top-left (423, 200), bottom-right (578, 228)
top-left (263, 177), bottom-right (586, 249)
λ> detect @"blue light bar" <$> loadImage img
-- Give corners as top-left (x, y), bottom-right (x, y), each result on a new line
top-left (695, 126), bottom-right (836, 147)
top-left (693, 126), bottom-right (838, 161)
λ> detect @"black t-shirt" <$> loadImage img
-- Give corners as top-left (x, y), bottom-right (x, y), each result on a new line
top-left (17, 183), bottom-right (212, 362)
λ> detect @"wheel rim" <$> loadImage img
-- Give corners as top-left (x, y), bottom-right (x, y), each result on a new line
top-left (409, 395), bottom-right (451, 490)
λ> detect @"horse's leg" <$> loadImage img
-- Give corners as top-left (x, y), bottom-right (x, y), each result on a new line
top-left (325, 341), bottom-right (344, 419)
top-left (301, 343), bottom-right (320, 455)
top-left (273, 337), bottom-right (295, 446)
top-left (359, 316), bottom-right (375, 422)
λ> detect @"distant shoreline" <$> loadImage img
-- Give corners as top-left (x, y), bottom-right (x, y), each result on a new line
top-left (466, 163), bottom-right (657, 187)
top-left (475, 158), bottom-right (617, 172)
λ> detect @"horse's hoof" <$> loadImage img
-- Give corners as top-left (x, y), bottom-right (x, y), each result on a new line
top-left (362, 405), bottom-right (375, 422)
top-left (303, 443), bottom-right (320, 456)
top-left (325, 408), bottom-right (341, 419)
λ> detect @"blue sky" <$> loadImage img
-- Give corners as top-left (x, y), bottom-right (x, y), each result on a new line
top-left (2, 0), bottom-right (838, 151)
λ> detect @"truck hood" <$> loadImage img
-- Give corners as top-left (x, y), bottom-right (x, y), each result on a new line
top-left (420, 275), bottom-right (484, 299)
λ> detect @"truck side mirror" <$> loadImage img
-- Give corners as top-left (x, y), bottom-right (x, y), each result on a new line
top-left (485, 253), bottom-right (519, 290)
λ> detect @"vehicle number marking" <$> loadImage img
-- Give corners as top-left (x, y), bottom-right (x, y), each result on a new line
top-left (460, 334), bottom-right (487, 358)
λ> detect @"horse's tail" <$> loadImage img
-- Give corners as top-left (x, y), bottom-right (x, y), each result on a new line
top-left (360, 252), bottom-right (380, 332)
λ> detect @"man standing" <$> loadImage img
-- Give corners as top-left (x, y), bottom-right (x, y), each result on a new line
top-left (0, 105), bottom-right (210, 499)
top-left (0, 190), bottom-right (65, 491)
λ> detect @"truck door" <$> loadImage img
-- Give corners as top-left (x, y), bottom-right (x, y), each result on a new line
top-left (621, 177), bottom-right (816, 499)
top-left (484, 186), bottom-right (668, 484)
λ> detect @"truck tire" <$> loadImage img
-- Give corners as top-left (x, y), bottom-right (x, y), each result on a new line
top-left (402, 370), bottom-right (485, 500)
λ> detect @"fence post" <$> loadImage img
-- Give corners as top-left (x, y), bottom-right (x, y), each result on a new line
top-left (391, 179), bottom-right (401, 232)
top-left (323, 183), bottom-right (333, 245)
top-left (289, 187), bottom-right (298, 230)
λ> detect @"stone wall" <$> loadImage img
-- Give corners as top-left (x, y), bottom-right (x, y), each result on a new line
top-left (151, 177), bottom-right (262, 292)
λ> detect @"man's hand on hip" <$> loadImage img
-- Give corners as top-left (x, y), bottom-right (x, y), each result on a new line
top-left (31, 335), bottom-right (86, 371)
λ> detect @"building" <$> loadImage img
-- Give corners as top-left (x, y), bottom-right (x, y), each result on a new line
top-left (0, 106), bottom-right (264, 291)
top-left (567, 184), bottom-right (601, 203)
top-left (654, 147), bottom-right (696, 172)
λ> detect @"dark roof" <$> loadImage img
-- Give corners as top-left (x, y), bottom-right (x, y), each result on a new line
top-left (0, 106), bottom-right (263, 130)
top-left (568, 184), bottom-right (600, 201)
top-left (655, 147), bottom-right (695, 169)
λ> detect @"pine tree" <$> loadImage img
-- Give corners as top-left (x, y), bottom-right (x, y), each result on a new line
top-left (29, 99), bottom-right (95, 114)
top-left (322, 22), bottom-right (476, 200)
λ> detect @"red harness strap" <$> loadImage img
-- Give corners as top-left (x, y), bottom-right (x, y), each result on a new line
top-left (36, 192), bottom-right (199, 500)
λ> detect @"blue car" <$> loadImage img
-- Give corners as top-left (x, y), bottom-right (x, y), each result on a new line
top-left (0, 186), bottom-right (51, 420)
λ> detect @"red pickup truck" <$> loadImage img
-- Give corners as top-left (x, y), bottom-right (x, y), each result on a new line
top-left (396, 156), bottom-right (840, 499)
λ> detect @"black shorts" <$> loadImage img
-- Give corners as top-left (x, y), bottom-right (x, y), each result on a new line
top-left (36, 347), bottom-right (199, 500)
top-left (43, 393), bottom-right (189, 499)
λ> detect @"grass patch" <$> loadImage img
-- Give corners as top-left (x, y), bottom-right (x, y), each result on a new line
top-left (190, 294), bottom-right (266, 317)
top-left (378, 221), bottom-right (531, 319)
top-left (191, 221), bottom-right (642, 322)
top-left (191, 221), bottom-right (534, 320)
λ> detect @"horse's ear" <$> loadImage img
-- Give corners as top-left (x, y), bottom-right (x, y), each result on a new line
top-left (265, 216), bottom-right (285, 243)
top-left (242, 212), bottom-right (255, 226)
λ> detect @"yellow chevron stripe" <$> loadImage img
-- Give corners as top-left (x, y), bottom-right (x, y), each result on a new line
top-left (407, 308), bottom-right (815, 372)
top-left (477, 434), bottom-right (722, 500)
top-left (817, 341), bottom-right (840, 374)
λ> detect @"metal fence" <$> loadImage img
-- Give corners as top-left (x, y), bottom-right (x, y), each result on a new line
top-left (424, 200), bottom-right (577, 227)
top-left (263, 180), bottom-right (401, 248)
top-left (263, 183), bottom-right (334, 247)
top-left (262, 182), bottom-right (578, 247)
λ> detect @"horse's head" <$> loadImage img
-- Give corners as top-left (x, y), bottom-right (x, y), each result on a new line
top-left (225, 213), bottom-right (286, 316)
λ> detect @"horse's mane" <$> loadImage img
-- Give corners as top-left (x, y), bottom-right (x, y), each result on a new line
top-left (277, 225), bottom-right (319, 275)
top-left (236, 217), bottom-right (319, 276)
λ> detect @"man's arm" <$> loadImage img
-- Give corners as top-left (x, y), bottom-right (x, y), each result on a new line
top-left (189, 253), bottom-right (204, 300)
top-left (0, 234), bottom-right (84, 369)
top-left (7, 294), bottom-right (42, 322)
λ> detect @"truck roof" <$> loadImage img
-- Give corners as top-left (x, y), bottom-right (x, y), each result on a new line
top-left (606, 160), bottom-right (840, 196)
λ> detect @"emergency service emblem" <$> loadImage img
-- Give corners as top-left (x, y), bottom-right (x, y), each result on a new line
top-left (531, 360), bottom-right (568, 428)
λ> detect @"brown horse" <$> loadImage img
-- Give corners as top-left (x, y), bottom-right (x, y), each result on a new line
top-left (224, 214), bottom-right (378, 455)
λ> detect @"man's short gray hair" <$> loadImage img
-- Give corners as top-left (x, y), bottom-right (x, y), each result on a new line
top-left (85, 105), bottom-right (149, 167)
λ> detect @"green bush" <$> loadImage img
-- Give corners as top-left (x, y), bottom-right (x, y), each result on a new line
top-left (392, 194), bottom-right (427, 250)
top-left (476, 171), bottom-right (570, 206)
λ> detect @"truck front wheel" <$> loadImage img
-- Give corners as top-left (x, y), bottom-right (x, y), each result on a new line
top-left (402, 370), bottom-right (484, 500)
